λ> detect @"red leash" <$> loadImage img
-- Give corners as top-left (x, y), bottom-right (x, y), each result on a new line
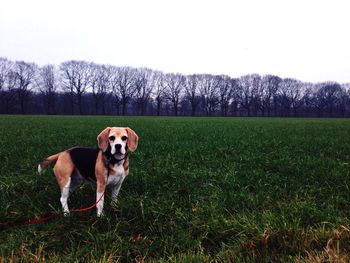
top-left (1, 162), bottom-right (111, 230)
top-left (0, 192), bottom-right (105, 230)
top-left (20, 212), bottom-right (59, 225)
top-left (71, 191), bottom-right (105, 213)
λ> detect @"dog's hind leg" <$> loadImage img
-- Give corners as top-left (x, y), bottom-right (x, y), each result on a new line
top-left (60, 177), bottom-right (71, 214)
top-left (53, 152), bottom-right (75, 215)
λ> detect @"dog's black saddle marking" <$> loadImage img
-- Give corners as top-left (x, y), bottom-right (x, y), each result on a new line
top-left (68, 147), bottom-right (99, 182)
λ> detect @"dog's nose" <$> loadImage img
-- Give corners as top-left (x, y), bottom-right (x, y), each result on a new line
top-left (115, 144), bottom-right (122, 151)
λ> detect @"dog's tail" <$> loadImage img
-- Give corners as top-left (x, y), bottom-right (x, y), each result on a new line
top-left (38, 153), bottom-right (61, 173)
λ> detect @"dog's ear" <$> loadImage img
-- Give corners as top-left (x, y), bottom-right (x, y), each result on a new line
top-left (97, 127), bottom-right (111, 152)
top-left (126, 127), bottom-right (138, 152)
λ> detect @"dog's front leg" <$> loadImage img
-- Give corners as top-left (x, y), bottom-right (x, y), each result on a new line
top-left (111, 175), bottom-right (125, 206)
top-left (96, 179), bottom-right (106, 217)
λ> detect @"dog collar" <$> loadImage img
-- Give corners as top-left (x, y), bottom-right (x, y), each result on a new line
top-left (103, 151), bottom-right (128, 166)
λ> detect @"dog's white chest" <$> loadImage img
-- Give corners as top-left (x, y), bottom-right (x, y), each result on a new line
top-left (107, 164), bottom-right (125, 185)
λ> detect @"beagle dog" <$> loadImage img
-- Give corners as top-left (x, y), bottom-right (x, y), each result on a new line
top-left (37, 127), bottom-right (138, 216)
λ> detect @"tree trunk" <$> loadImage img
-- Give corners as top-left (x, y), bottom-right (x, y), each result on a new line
top-left (95, 98), bottom-right (99, 115)
top-left (191, 102), bottom-right (196, 116)
top-left (122, 101), bottom-right (127, 115)
top-left (70, 92), bottom-right (75, 115)
top-left (77, 93), bottom-right (83, 114)
top-left (174, 103), bottom-right (178, 116)
top-left (140, 100), bottom-right (145, 116)
top-left (156, 99), bottom-right (161, 116)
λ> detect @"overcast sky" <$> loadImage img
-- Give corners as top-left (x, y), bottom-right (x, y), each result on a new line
top-left (0, 0), bottom-right (349, 83)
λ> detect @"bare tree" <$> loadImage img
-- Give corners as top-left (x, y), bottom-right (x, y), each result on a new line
top-left (0, 58), bottom-right (16, 113)
top-left (229, 78), bottom-right (240, 116)
top-left (152, 71), bottom-right (166, 116)
top-left (278, 78), bottom-right (303, 116)
top-left (250, 74), bottom-right (263, 116)
top-left (217, 75), bottom-right (233, 116)
top-left (300, 82), bottom-right (315, 116)
top-left (37, 64), bottom-right (59, 114)
top-left (184, 74), bottom-right (200, 116)
top-left (305, 83), bottom-right (326, 117)
top-left (261, 75), bottom-right (281, 116)
top-left (197, 74), bottom-right (220, 116)
top-left (60, 60), bottom-right (92, 114)
top-left (111, 66), bottom-right (136, 115)
top-left (0, 58), bottom-right (11, 93)
top-left (134, 68), bottom-right (153, 116)
top-left (317, 82), bottom-right (345, 117)
top-left (238, 74), bottom-right (260, 116)
top-left (341, 83), bottom-right (350, 117)
top-left (0, 58), bottom-right (11, 111)
top-left (163, 73), bottom-right (185, 116)
top-left (13, 61), bottom-right (38, 114)
top-left (4, 71), bottom-right (18, 113)
top-left (90, 64), bottom-right (112, 115)
top-left (109, 66), bottom-right (121, 115)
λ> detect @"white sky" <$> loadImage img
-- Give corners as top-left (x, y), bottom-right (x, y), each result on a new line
top-left (0, 0), bottom-right (349, 83)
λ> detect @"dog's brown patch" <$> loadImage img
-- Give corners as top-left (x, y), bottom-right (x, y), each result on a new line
top-left (53, 152), bottom-right (74, 190)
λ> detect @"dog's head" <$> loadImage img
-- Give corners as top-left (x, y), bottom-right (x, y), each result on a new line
top-left (97, 127), bottom-right (138, 156)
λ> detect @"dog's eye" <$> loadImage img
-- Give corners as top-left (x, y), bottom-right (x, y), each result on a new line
top-left (109, 136), bottom-right (115, 141)
top-left (121, 136), bottom-right (128, 141)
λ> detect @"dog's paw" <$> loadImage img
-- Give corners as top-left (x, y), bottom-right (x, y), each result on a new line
top-left (63, 211), bottom-right (70, 217)
top-left (110, 200), bottom-right (119, 208)
top-left (97, 211), bottom-right (104, 217)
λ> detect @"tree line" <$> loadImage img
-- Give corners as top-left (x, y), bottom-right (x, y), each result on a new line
top-left (1, 57), bottom-right (349, 117)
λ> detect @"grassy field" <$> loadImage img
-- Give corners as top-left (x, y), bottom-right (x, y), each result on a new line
top-left (0, 116), bottom-right (350, 262)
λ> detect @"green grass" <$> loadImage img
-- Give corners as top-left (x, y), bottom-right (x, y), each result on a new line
top-left (0, 116), bottom-right (350, 262)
